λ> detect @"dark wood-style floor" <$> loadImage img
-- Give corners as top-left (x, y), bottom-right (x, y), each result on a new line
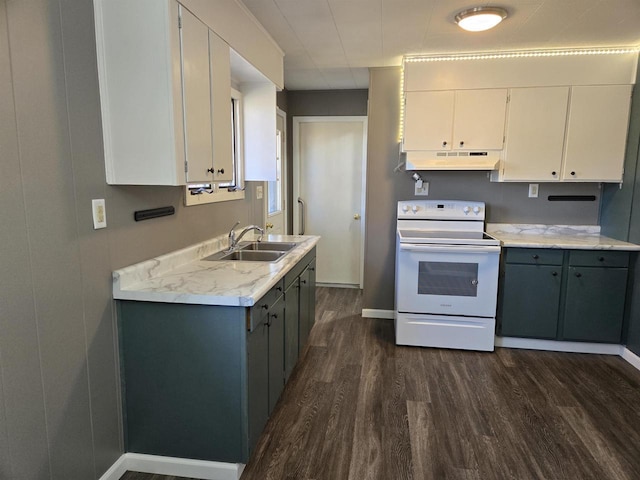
top-left (123, 287), bottom-right (640, 480)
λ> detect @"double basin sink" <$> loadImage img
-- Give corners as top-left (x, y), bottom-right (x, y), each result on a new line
top-left (203, 241), bottom-right (297, 263)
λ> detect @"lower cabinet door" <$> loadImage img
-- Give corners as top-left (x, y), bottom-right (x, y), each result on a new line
top-left (268, 297), bottom-right (285, 413)
top-left (562, 267), bottom-right (627, 343)
top-left (500, 264), bottom-right (562, 339)
top-left (284, 280), bottom-right (299, 382)
top-left (246, 316), bottom-right (269, 456)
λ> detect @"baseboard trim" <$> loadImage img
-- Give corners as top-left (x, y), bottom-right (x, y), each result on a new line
top-left (621, 347), bottom-right (640, 371)
top-left (99, 453), bottom-right (244, 480)
top-left (362, 309), bottom-right (394, 319)
top-left (496, 336), bottom-right (623, 355)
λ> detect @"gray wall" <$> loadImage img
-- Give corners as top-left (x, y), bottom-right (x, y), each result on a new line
top-left (280, 89), bottom-right (369, 232)
top-left (363, 67), bottom-right (603, 310)
top-left (0, 1), bottom-right (262, 478)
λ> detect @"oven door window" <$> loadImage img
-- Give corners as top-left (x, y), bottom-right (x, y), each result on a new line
top-left (418, 261), bottom-right (478, 297)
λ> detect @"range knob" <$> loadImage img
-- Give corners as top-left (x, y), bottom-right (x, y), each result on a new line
top-left (402, 205), bottom-right (410, 213)
top-left (463, 206), bottom-right (471, 214)
top-left (473, 206), bottom-right (481, 215)
top-left (411, 205), bottom-right (419, 213)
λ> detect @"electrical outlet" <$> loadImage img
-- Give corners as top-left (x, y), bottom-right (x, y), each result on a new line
top-left (415, 181), bottom-right (429, 196)
top-left (92, 199), bottom-right (107, 229)
top-left (528, 184), bottom-right (539, 198)
top-left (256, 185), bottom-right (263, 200)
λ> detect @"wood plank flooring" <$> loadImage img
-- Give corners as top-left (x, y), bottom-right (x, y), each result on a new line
top-left (122, 287), bottom-right (640, 480)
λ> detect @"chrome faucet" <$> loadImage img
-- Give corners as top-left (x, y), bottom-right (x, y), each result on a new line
top-left (228, 221), bottom-right (264, 250)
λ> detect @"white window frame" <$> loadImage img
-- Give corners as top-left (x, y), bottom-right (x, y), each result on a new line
top-left (185, 88), bottom-right (245, 205)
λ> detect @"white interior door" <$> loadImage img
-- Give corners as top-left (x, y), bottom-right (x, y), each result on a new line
top-left (293, 117), bottom-right (367, 287)
top-left (265, 110), bottom-right (287, 234)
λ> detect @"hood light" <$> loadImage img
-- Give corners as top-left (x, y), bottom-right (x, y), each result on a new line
top-left (455, 7), bottom-right (508, 32)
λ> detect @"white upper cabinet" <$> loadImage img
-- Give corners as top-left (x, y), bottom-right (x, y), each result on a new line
top-left (94, 0), bottom-right (273, 186)
top-left (452, 89), bottom-right (508, 151)
top-left (501, 87), bottom-right (569, 182)
top-left (209, 30), bottom-right (233, 183)
top-left (562, 85), bottom-right (632, 182)
top-left (498, 85), bottom-right (632, 183)
top-left (403, 89), bottom-right (507, 152)
top-left (180, 6), bottom-right (215, 183)
top-left (403, 91), bottom-right (454, 151)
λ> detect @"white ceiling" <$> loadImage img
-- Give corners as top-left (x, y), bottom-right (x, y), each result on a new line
top-left (239, 0), bottom-right (640, 90)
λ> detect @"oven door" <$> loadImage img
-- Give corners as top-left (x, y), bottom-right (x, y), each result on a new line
top-left (396, 242), bottom-right (500, 317)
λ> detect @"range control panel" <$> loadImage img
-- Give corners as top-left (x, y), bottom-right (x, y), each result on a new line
top-left (397, 200), bottom-right (486, 221)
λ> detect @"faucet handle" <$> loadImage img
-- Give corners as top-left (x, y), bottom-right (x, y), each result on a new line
top-left (231, 220), bottom-right (240, 231)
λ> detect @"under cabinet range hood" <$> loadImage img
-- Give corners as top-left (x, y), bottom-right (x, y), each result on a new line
top-left (405, 151), bottom-right (501, 171)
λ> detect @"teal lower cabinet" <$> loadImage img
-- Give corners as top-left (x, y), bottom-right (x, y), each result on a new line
top-left (298, 258), bottom-right (316, 351)
top-left (499, 248), bottom-right (630, 343)
top-left (500, 264), bottom-right (562, 339)
top-left (284, 280), bottom-right (299, 382)
top-left (118, 248), bottom-right (316, 464)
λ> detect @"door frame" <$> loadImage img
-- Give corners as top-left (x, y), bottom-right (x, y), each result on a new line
top-left (264, 108), bottom-right (288, 235)
top-left (292, 116), bottom-right (368, 288)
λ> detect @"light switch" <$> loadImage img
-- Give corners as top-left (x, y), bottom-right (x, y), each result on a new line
top-left (528, 184), bottom-right (539, 198)
top-left (256, 185), bottom-right (263, 200)
top-left (92, 199), bottom-right (107, 229)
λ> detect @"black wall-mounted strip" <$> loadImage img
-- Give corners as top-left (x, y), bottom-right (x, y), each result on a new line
top-left (134, 206), bottom-right (175, 222)
top-left (547, 195), bottom-right (597, 202)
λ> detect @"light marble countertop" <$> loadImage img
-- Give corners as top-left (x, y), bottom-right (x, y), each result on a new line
top-left (487, 224), bottom-right (640, 251)
top-left (113, 233), bottom-right (320, 307)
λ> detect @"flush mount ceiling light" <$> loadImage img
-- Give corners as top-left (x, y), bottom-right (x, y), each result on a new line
top-left (455, 6), bottom-right (508, 32)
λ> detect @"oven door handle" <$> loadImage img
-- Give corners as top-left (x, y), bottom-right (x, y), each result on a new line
top-left (399, 244), bottom-right (501, 254)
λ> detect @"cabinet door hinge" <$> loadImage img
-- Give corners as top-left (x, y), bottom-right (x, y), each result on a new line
top-left (184, 161), bottom-right (188, 173)
top-left (178, 15), bottom-right (182, 29)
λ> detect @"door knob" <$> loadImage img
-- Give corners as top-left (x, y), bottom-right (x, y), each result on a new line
top-left (354, 214), bottom-right (361, 220)
top-left (266, 222), bottom-right (274, 229)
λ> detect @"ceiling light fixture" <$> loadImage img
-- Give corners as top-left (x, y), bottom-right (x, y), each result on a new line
top-left (455, 7), bottom-right (508, 32)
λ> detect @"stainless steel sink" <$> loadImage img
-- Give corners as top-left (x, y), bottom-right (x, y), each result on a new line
top-left (203, 249), bottom-right (286, 262)
top-left (239, 241), bottom-right (297, 252)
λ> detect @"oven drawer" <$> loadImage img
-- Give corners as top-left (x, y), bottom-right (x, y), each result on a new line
top-left (396, 313), bottom-right (495, 351)
top-left (505, 248), bottom-right (563, 265)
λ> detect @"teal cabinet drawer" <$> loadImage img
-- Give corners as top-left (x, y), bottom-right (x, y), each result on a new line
top-left (568, 250), bottom-right (629, 268)
top-left (249, 279), bottom-right (284, 331)
top-left (505, 248), bottom-right (564, 265)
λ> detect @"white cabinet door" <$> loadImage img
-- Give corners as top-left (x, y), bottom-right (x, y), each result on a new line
top-left (209, 30), bottom-right (233, 183)
top-left (563, 85), bottom-right (632, 182)
top-left (502, 87), bottom-right (569, 181)
top-left (453, 89), bottom-right (507, 151)
top-left (403, 91), bottom-right (454, 151)
top-left (180, 6), bottom-right (214, 183)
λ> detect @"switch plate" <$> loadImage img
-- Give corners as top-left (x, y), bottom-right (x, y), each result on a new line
top-left (92, 199), bottom-right (107, 229)
top-left (256, 185), bottom-right (263, 200)
top-left (528, 184), bottom-right (539, 198)
top-left (415, 181), bottom-right (429, 196)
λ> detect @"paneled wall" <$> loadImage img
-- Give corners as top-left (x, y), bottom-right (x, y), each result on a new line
top-left (0, 1), bottom-right (262, 478)
top-left (363, 67), bottom-right (603, 311)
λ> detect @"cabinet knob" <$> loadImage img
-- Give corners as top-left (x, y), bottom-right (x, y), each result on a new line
top-left (598, 256), bottom-right (605, 262)
top-left (271, 314), bottom-right (278, 319)
top-left (301, 280), bottom-right (307, 285)
top-left (575, 272), bottom-right (582, 278)
top-left (459, 141), bottom-right (465, 147)
top-left (552, 271), bottom-right (558, 276)
top-left (262, 304), bottom-right (268, 310)
top-left (276, 286), bottom-right (282, 292)
top-left (442, 141), bottom-right (447, 147)
top-left (552, 171), bottom-right (557, 176)
top-left (310, 267), bottom-right (315, 272)
top-left (571, 171), bottom-right (576, 176)
top-left (217, 168), bottom-right (225, 174)
top-left (532, 254), bottom-right (539, 260)
top-left (207, 168), bottom-right (214, 174)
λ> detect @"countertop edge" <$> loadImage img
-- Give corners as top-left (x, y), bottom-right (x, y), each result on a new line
top-left (113, 235), bottom-right (320, 307)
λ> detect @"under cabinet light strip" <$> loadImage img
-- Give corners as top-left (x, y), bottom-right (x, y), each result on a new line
top-left (404, 46), bottom-right (640, 63)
